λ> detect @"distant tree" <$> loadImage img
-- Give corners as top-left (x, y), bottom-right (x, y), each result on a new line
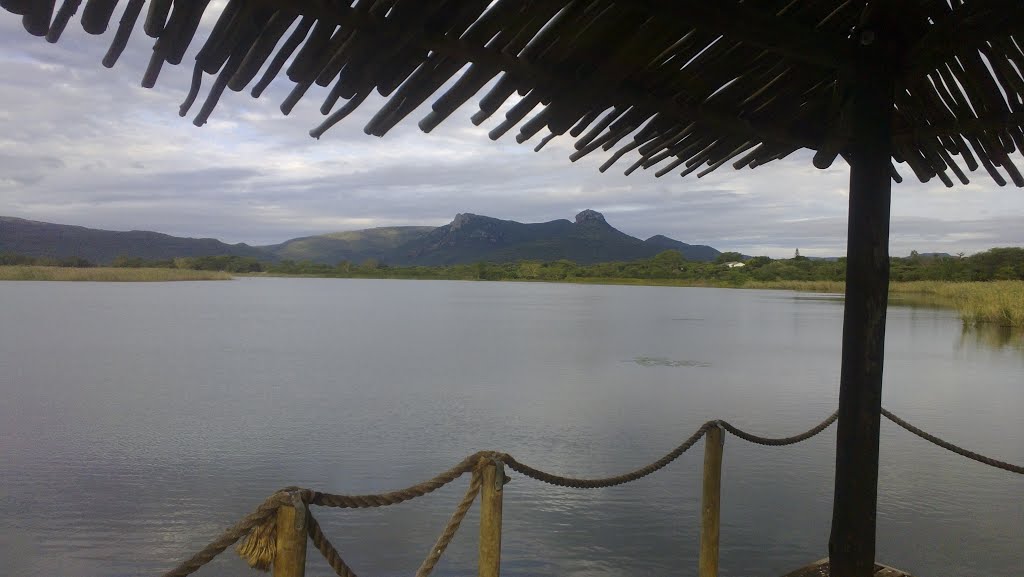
top-left (187, 245), bottom-right (1022, 283)
top-left (112, 255), bottom-right (147, 268)
top-left (517, 261), bottom-right (542, 279)
top-left (746, 256), bottom-right (772, 269)
top-left (224, 257), bottom-right (262, 273)
top-left (0, 253), bottom-right (36, 266)
top-left (59, 256), bottom-right (94, 268)
top-left (653, 249), bottom-right (686, 268)
top-left (715, 251), bottom-right (744, 264)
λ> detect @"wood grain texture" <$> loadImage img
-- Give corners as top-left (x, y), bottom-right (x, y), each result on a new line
top-left (699, 425), bottom-right (724, 577)
top-left (273, 504), bottom-right (307, 577)
top-left (479, 461), bottom-right (504, 577)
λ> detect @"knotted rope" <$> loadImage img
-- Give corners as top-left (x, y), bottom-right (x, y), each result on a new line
top-left (161, 489), bottom-right (296, 577)
top-left (248, 460), bottom-right (488, 577)
top-left (307, 451), bottom-right (498, 509)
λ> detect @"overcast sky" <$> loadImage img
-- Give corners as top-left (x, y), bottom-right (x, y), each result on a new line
top-left (2, 9), bottom-right (1022, 258)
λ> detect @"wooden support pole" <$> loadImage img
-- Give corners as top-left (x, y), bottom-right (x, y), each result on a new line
top-left (699, 424), bottom-right (725, 577)
top-left (829, 8), bottom-right (901, 577)
top-left (479, 460), bottom-right (504, 577)
top-left (274, 500), bottom-right (308, 577)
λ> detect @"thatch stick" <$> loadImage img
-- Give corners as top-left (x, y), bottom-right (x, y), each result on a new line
top-left (102, 0), bottom-right (144, 68)
top-left (144, 0), bottom-right (171, 37)
top-left (23, 0), bottom-right (55, 36)
top-left (80, 0), bottom-right (116, 35)
top-left (46, 0), bottom-right (80, 42)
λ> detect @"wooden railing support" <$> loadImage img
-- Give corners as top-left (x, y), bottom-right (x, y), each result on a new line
top-left (274, 498), bottom-right (308, 577)
top-left (699, 424), bottom-right (725, 577)
top-left (479, 459), bottom-right (505, 577)
top-left (829, 7), bottom-right (899, 577)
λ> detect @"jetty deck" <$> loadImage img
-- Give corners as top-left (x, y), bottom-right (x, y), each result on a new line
top-left (783, 559), bottom-right (914, 577)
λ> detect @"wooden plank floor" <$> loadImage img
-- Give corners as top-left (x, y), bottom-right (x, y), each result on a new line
top-left (781, 558), bottom-right (914, 577)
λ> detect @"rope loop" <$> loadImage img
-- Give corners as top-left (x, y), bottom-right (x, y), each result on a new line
top-left (718, 411), bottom-right (839, 446)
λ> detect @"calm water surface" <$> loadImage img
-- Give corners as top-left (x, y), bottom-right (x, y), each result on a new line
top-left (1, 278), bottom-right (1021, 577)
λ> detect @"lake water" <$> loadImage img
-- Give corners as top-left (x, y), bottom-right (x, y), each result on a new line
top-left (1, 278), bottom-right (1021, 577)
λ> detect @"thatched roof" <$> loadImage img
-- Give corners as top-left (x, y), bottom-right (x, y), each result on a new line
top-left (7, 0), bottom-right (1024, 187)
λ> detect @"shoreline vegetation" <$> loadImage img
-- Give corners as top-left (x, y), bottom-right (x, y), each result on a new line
top-left (0, 266), bottom-right (231, 281)
top-left (889, 280), bottom-right (1024, 328)
top-left (2, 249), bottom-right (1021, 326)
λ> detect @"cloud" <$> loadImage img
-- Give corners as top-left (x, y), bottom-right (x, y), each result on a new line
top-left (1, 12), bottom-right (1022, 256)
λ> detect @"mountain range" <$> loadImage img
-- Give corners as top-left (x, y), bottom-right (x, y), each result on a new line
top-left (0, 211), bottom-right (721, 265)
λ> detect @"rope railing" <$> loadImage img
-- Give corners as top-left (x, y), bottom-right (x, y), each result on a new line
top-left (881, 408), bottom-right (1024, 474)
top-left (157, 408), bottom-right (1022, 577)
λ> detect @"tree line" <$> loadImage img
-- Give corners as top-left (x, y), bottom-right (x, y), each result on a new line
top-left (2, 248), bottom-right (1022, 282)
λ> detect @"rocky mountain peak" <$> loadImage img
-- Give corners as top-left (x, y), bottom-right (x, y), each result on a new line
top-left (450, 213), bottom-right (480, 230)
top-left (574, 209), bottom-right (607, 225)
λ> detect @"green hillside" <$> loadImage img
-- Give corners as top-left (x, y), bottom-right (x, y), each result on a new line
top-left (1, 210), bottom-right (721, 266)
top-left (264, 226), bottom-right (434, 263)
top-left (0, 216), bottom-right (272, 264)
top-left (316, 210), bottom-right (721, 265)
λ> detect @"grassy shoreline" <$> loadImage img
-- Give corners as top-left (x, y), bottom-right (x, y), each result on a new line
top-left (0, 266), bottom-right (232, 281)
top-left (547, 277), bottom-right (848, 292)
top-left (245, 274), bottom-right (1022, 326)
top-left (575, 278), bottom-right (1022, 327)
top-left (888, 280), bottom-right (1023, 327)
top-left (4, 267), bottom-right (1019, 326)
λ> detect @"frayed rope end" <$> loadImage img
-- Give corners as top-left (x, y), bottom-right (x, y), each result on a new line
top-left (235, 514), bottom-right (277, 571)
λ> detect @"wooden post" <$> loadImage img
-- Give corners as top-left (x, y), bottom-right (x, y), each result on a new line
top-left (699, 424), bottom-right (725, 577)
top-left (479, 460), bottom-right (504, 577)
top-left (274, 500), bottom-right (308, 577)
top-left (828, 7), bottom-right (902, 577)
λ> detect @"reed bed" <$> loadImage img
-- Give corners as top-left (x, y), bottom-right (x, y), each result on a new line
top-left (0, 266), bottom-right (231, 282)
top-left (751, 280), bottom-right (1024, 327)
top-left (577, 279), bottom-right (1022, 327)
top-left (2, 267), bottom-right (1018, 326)
top-left (890, 281), bottom-right (1024, 327)
top-left (740, 280), bottom-right (846, 293)
top-left (563, 277), bottom-right (722, 288)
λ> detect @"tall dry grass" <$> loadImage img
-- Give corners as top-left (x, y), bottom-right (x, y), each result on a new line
top-left (740, 280), bottom-right (845, 293)
top-left (760, 280), bottom-right (1024, 327)
top-left (890, 281), bottom-right (1024, 327)
top-left (3, 266), bottom-right (1016, 326)
top-left (0, 266), bottom-right (231, 282)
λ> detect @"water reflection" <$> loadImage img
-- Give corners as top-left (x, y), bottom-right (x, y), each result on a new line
top-left (958, 323), bottom-right (1024, 352)
top-left (867, 293), bottom-right (1023, 356)
top-left (887, 294), bottom-right (954, 311)
top-left (628, 356), bottom-right (712, 368)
